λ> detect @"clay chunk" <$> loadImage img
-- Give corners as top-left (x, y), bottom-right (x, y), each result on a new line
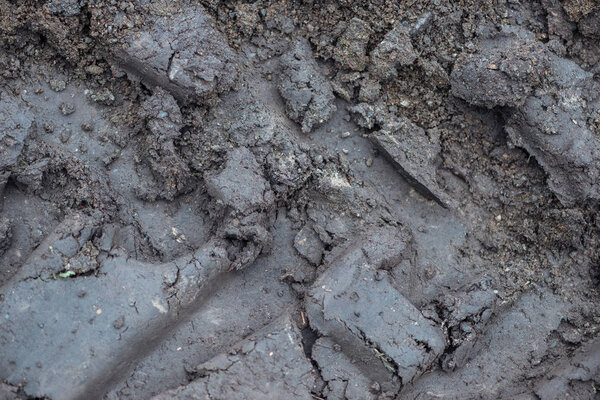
top-left (451, 27), bottom-right (600, 205)
top-left (152, 315), bottom-right (315, 400)
top-left (279, 39), bottom-right (337, 133)
top-left (306, 246), bottom-right (445, 385)
top-left (113, 5), bottom-right (237, 103)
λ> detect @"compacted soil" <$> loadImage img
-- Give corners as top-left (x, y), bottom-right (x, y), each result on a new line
top-left (0, 0), bottom-right (599, 399)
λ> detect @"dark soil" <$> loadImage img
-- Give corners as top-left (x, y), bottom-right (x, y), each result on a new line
top-left (1, 1), bottom-right (599, 399)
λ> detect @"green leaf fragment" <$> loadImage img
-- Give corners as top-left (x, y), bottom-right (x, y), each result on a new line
top-left (58, 270), bottom-right (76, 278)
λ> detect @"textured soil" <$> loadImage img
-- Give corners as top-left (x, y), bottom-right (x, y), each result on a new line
top-left (0, 0), bottom-right (599, 399)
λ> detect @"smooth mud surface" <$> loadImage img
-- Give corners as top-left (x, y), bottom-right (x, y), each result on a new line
top-left (0, 1), bottom-right (599, 399)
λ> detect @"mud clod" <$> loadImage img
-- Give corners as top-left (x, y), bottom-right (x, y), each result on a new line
top-left (369, 23), bottom-right (416, 81)
top-left (43, 0), bottom-right (80, 17)
top-left (112, 4), bottom-right (237, 103)
top-left (333, 18), bottom-right (372, 72)
top-left (450, 29), bottom-right (546, 109)
top-left (451, 27), bottom-right (600, 205)
top-left (58, 102), bottom-right (75, 116)
top-left (205, 147), bottom-right (273, 215)
top-left (152, 316), bottom-right (315, 399)
top-left (350, 103), bottom-right (453, 207)
top-left (136, 92), bottom-right (191, 201)
top-left (293, 224), bottom-right (324, 266)
top-left (279, 39), bottom-right (337, 133)
top-left (0, 217), bottom-right (11, 257)
top-left (0, 95), bottom-right (33, 172)
top-left (306, 239), bottom-right (445, 385)
top-left (312, 337), bottom-right (389, 400)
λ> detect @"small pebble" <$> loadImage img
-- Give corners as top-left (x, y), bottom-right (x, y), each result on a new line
top-left (85, 65), bottom-right (104, 75)
top-left (90, 88), bottom-right (115, 105)
top-left (424, 265), bottom-right (436, 280)
top-left (102, 150), bottom-right (121, 166)
top-left (49, 79), bottom-right (66, 92)
top-left (59, 102), bottom-right (76, 116)
top-left (341, 131), bottom-right (351, 138)
top-left (81, 122), bottom-right (94, 132)
top-left (370, 382), bottom-right (381, 393)
top-left (365, 157), bottom-right (373, 167)
top-left (60, 128), bottom-right (72, 143)
top-left (113, 316), bottom-right (125, 330)
top-left (43, 123), bottom-right (55, 133)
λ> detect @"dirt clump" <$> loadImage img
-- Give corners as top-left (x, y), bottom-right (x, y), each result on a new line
top-left (279, 39), bottom-right (337, 133)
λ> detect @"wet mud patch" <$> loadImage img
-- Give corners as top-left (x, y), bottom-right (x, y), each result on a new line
top-left (1, 0), bottom-right (599, 399)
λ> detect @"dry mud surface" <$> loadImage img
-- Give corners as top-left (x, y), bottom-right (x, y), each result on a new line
top-left (0, 1), bottom-right (599, 399)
